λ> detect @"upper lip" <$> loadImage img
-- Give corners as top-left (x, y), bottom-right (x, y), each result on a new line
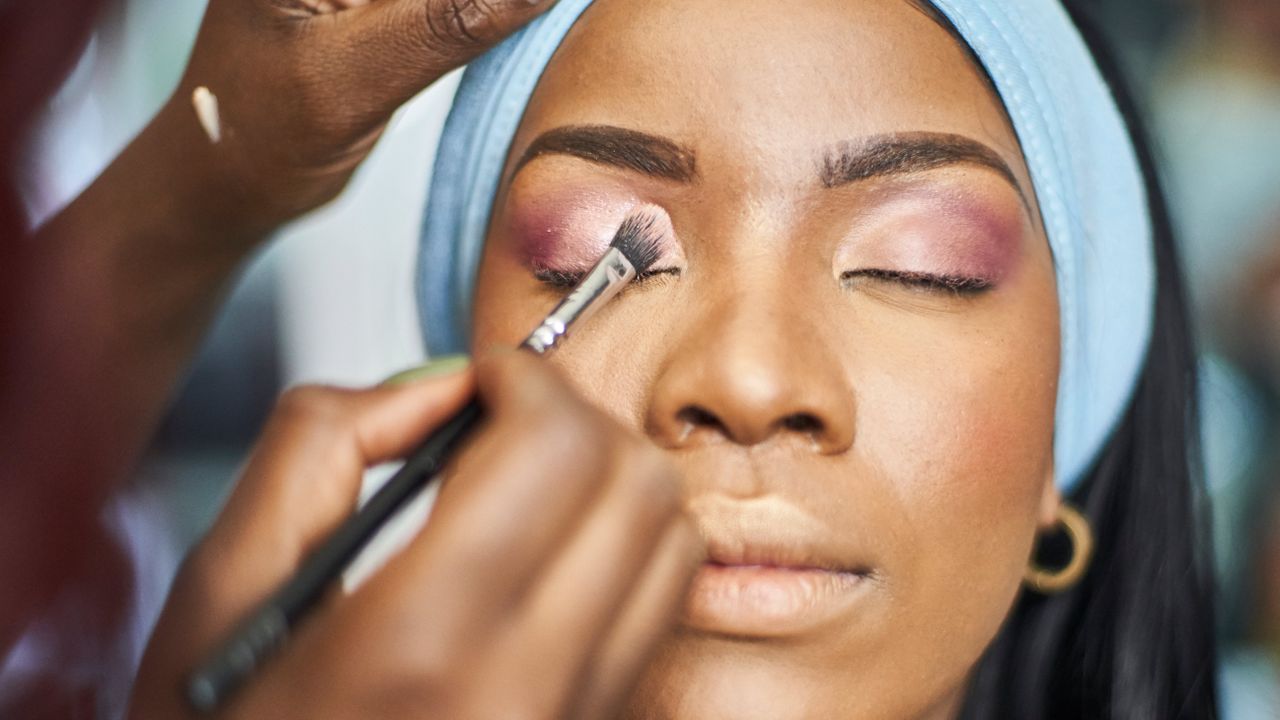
top-left (691, 494), bottom-right (871, 575)
top-left (703, 537), bottom-right (854, 573)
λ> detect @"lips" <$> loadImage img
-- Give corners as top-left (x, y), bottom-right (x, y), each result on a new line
top-left (702, 535), bottom-right (862, 575)
top-left (682, 496), bottom-right (876, 638)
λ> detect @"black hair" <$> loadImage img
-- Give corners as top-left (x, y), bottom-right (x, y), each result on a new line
top-left (908, 2), bottom-right (1220, 718)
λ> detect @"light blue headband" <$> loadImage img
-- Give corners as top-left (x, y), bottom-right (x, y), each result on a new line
top-left (417, 0), bottom-right (1155, 493)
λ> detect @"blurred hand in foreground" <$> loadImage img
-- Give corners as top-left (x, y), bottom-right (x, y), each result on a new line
top-left (176, 0), bottom-right (560, 234)
top-left (3, 0), bottom-right (558, 637)
top-left (129, 353), bottom-right (702, 719)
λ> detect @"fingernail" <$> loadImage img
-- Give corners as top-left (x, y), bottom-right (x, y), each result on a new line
top-left (192, 87), bottom-right (221, 144)
top-left (382, 355), bottom-right (471, 386)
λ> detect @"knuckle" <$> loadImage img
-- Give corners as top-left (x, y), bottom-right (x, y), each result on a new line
top-left (424, 0), bottom-right (504, 49)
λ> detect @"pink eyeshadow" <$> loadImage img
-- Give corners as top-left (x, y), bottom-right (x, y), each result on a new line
top-left (845, 185), bottom-right (1025, 282)
top-left (508, 189), bottom-right (640, 273)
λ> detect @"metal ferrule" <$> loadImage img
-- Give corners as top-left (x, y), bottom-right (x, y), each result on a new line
top-left (522, 247), bottom-right (636, 355)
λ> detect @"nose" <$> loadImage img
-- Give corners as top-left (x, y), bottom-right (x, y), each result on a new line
top-left (645, 291), bottom-right (856, 454)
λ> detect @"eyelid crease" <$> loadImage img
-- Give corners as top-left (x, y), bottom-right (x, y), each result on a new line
top-left (841, 268), bottom-right (994, 295)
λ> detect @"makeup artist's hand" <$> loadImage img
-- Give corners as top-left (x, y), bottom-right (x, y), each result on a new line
top-left (128, 353), bottom-right (701, 720)
top-left (9, 0), bottom-right (560, 626)
top-left (172, 0), bottom-right (559, 233)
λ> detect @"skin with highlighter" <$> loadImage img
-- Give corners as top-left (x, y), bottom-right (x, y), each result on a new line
top-left (469, 0), bottom-right (1061, 717)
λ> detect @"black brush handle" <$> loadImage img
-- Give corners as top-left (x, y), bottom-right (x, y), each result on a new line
top-left (186, 398), bottom-right (484, 713)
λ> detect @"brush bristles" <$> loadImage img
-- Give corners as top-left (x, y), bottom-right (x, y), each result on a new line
top-left (609, 205), bottom-right (670, 274)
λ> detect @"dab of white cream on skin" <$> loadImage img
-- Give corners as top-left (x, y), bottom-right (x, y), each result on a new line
top-left (192, 86), bottom-right (222, 144)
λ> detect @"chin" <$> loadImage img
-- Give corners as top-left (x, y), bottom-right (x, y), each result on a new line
top-left (620, 625), bottom-right (969, 720)
top-left (622, 631), bottom-right (842, 720)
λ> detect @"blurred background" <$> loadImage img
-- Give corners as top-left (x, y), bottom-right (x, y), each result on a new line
top-left (3, 0), bottom-right (1278, 717)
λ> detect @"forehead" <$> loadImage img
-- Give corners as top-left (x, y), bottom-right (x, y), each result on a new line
top-left (514, 0), bottom-right (1029, 185)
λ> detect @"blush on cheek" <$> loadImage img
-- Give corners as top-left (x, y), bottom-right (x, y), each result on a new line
top-left (507, 189), bottom-right (641, 273)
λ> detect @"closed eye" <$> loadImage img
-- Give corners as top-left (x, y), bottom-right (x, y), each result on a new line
top-left (841, 268), bottom-right (993, 295)
top-left (534, 267), bottom-right (681, 290)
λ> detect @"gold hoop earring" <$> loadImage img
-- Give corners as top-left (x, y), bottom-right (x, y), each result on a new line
top-left (1024, 502), bottom-right (1094, 594)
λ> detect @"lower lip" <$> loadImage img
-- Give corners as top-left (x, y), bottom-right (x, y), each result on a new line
top-left (683, 562), bottom-right (870, 637)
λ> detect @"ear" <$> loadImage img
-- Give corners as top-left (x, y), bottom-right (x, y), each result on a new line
top-left (1036, 464), bottom-right (1061, 530)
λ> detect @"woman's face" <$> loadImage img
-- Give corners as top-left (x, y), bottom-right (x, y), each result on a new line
top-left (472, 0), bottom-right (1061, 717)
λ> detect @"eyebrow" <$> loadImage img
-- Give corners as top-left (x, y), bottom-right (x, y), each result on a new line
top-left (512, 125), bottom-right (698, 183)
top-left (512, 125), bottom-right (1026, 202)
top-left (819, 132), bottom-right (1024, 197)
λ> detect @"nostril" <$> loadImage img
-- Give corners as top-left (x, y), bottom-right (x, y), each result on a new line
top-left (781, 413), bottom-right (824, 434)
top-left (677, 405), bottom-right (726, 433)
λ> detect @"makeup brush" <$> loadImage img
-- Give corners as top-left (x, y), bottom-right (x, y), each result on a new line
top-left (186, 204), bottom-right (672, 713)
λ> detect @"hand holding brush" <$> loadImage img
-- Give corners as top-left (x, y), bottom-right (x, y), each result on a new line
top-left (127, 207), bottom-right (702, 719)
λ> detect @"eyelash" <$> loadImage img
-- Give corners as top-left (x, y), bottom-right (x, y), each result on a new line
top-left (841, 268), bottom-right (993, 295)
top-left (534, 267), bottom-right (681, 290)
top-left (533, 267), bottom-right (990, 295)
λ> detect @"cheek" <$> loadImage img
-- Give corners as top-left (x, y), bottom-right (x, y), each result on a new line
top-left (846, 269), bottom-right (1059, 653)
top-left (865, 344), bottom-right (1056, 567)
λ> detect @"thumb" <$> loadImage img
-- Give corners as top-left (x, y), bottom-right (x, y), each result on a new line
top-left (337, 0), bottom-right (558, 111)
